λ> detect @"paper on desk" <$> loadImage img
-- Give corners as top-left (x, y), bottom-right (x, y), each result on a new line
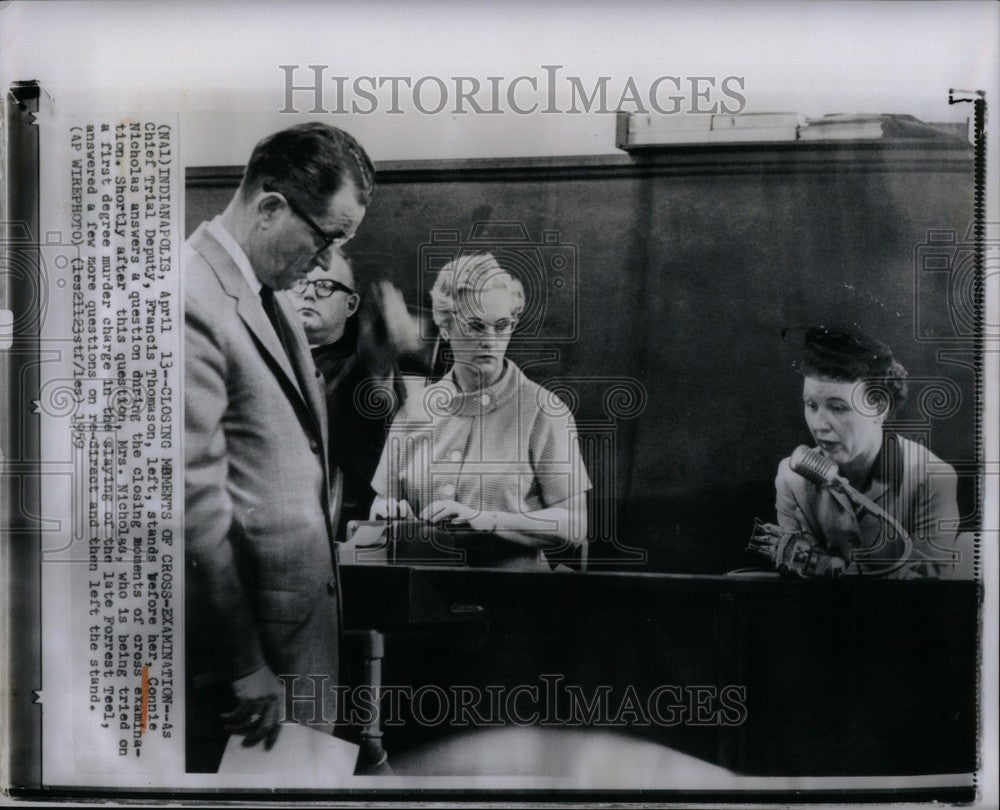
top-left (218, 723), bottom-right (359, 786)
top-left (340, 522), bottom-right (389, 565)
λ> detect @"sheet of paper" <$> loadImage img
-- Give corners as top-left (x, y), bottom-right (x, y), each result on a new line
top-left (219, 725), bottom-right (359, 787)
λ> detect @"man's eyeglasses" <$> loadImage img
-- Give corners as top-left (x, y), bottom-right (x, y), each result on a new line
top-left (291, 278), bottom-right (355, 299)
top-left (263, 184), bottom-right (354, 254)
top-left (455, 314), bottom-right (518, 337)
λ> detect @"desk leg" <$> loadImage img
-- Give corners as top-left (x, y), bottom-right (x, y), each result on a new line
top-left (355, 629), bottom-right (391, 775)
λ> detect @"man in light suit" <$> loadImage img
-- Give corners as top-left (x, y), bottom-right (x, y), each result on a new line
top-left (184, 123), bottom-right (374, 772)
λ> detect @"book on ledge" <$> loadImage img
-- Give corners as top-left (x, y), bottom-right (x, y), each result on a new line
top-left (798, 113), bottom-right (971, 143)
top-left (798, 113), bottom-right (885, 140)
top-left (617, 111), bottom-right (969, 149)
top-left (619, 111), bottom-right (801, 147)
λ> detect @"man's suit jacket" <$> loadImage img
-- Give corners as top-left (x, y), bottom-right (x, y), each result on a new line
top-left (184, 225), bottom-right (339, 714)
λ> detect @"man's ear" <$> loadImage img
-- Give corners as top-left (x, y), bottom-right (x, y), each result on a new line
top-left (346, 293), bottom-right (360, 317)
top-left (256, 191), bottom-right (285, 221)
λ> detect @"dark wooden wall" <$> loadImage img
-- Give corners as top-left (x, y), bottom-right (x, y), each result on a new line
top-left (186, 141), bottom-right (977, 573)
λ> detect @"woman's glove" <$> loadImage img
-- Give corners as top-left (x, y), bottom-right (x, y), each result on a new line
top-left (748, 519), bottom-right (846, 578)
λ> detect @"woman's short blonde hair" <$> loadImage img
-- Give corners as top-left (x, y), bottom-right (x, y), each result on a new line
top-left (430, 252), bottom-right (525, 334)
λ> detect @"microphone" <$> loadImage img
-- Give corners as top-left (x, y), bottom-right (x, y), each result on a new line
top-left (789, 445), bottom-right (868, 510)
top-left (790, 444), bottom-right (843, 487)
top-left (788, 444), bottom-right (913, 575)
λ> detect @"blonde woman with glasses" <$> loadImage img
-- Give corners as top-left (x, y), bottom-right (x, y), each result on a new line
top-left (370, 253), bottom-right (590, 570)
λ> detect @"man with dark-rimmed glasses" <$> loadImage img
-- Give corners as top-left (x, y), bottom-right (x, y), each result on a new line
top-left (184, 123), bottom-right (374, 771)
top-left (290, 250), bottom-right (428, 541)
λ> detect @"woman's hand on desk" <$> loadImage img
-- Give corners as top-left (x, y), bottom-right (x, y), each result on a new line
top-left (422, 499), bottom-right (588, 550)
top-left (370, 496), bottom-right (416, 520)
top-left (420, 500), bottom-right (498, 531)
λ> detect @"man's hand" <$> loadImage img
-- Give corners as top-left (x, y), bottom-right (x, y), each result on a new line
top-left (371, 496), bottom-right (416, 520)
top-left (420, 500), bottom-right (496, 531)
top-left (221, 665), bottom-right (284, 750)
top-left (376, 281), bottom-right (422, 353)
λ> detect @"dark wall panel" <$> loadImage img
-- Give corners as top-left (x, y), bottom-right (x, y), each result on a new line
top-left (186, 144), bottom-right (976, 573)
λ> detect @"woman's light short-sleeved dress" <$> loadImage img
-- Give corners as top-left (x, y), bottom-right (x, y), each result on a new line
top-left (372, 360), bottom-right (591, 569)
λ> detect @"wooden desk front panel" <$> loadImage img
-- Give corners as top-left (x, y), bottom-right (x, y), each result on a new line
top-left (340, 566), bottom-right (979, 776)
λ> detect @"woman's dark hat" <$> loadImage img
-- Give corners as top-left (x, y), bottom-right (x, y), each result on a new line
top-left (802, 325), bottom-right (894, 380)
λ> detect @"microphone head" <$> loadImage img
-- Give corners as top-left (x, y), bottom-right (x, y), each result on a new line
top-left (790, 445), bottom-right (839, 487)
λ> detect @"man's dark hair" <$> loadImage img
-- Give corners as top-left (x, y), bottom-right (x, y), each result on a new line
top-left (240, 122), bottom-right (375, 214)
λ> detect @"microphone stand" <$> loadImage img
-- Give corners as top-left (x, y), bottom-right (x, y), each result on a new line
top-left (792, 446), bottom-right (915, 577)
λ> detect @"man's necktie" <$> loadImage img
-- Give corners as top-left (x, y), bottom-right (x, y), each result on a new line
top-left (259, 285), bottom-right (290, 357)
top-left (260, 285), bottom-right (314, 400)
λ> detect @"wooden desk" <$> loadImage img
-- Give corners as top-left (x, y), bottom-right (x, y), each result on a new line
top-left (340, 565), bottom-right (979, 776)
